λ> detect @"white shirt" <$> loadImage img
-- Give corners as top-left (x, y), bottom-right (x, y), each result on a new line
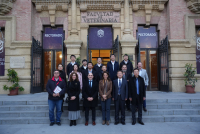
top-left (124, 60), bottom-right (128, 64)
top-left (118, 78), bottom-right (122, 87)
top-left (97, 64), bottom-right (101, 67)
top-left (111, 61), bottom-right (115, 71)
top-left (83, 65), bottom-right (87, 69)
top-left (71, 62), bottom-right (75, 66)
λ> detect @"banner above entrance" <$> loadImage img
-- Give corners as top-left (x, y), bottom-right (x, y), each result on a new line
top-left (43, 27), bottom-right (63, 49)
top-left (137, 26), bottom-right (158, 48)
top-left (88, 27), bottom-right (113, 49)
top-left (81, 11), bottom-right (120, 23)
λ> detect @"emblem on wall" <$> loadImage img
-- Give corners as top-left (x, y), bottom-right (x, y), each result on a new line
top-left (197, 37), bottom-right (200, 51)
top-left (0, 39), bottom-right (4, 54)
top-left (97, 29), bottom-right (104, 38)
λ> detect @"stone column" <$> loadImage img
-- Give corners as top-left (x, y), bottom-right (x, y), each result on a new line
top-left (65, 0), bottom-right (82, 65)
top-left (70, 0), bottom-right (78, 36)
top-left (120, 0), bottom-right (137, 65)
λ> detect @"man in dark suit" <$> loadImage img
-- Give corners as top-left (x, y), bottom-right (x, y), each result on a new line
top-left (129, 68), bottom-right (146, 125)
top-left (82, 62), bottom-right (99, 83)
top-left (79, 59), bottom-right (87, 74)
top-left (82, 73), bottom-right (98, 126)
top-left (99, 65), bottom-right (107, 80)
top-left (120, 54), bottom-right (133, 76)
top-left (107, 54), bottom-right (119, 81)
top-left (112, 71), bottom-right (128, 125)
top-left (93, 57), bottom-right (103, 80)
top-left (121, 64), bottom-right (131, 111)
top-left (66, 55), bottom-right (79, 77)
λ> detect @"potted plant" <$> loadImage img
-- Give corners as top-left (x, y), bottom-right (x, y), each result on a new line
top-left (183, 63), bottom-right (198, 93)
top-left (75, 56), bottom-right (81, 66)
top-left (3, 69), bottom-right (24, 95)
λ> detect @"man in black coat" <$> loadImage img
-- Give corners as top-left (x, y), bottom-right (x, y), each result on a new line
top-left (82, 73), bottom-right (98, 126)
top-left (112, 71), bottom-right (128, 125)
top-left (121, 64), bottom-right (131, 111)
top-left (82, 62), bottom-right (99, 83)
top-left (107, 54), bottom-right (119, 81)
top-left (66, 55), bottom-right (79, 77)
top-left (119, 54), bottom-right (133, 76)
top-left (79, 59), bottom-right (87, 74)
top-left (58, 63), bottom-right (67, 112)
top-left (46, 70), bottom-right (66, 126)
top-left (129, 68), bottom-right (146, 125)
top-left (93, 57), bottom-right (103, 81)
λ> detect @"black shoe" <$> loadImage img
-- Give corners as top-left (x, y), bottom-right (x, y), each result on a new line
top-left (70, 120), bottom-right (73, 126)
top-left (73, 120), bottom-right (76, 126)
top-left (50, 122), bottom-right (54, 126)
top-left (56, 122), bottom-right (61, 126)
top-left (138, 121), bottom-right (144, 125)
top-left (132, 121), bottom-right (136, 125)
top-left (114, 121), bottom-right (119, 125)
top-left (121, 122), bottom-right (125, 125)
top-left (143, 107), bottom-right (147, 112)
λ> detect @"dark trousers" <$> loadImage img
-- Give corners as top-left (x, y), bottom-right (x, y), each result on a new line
top-left (114, 95), bottom-right (125, 123)
top-left (132, 96), bottom-right (142, 122)
top-left (143, 86), bottom-right (147, 108)
top-left (126, 99), bottom-right (130, 110)
top-left (85, 107), bottom-right (96, 122)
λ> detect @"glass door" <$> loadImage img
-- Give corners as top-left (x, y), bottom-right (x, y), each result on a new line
top-left (43, 50), bottom-right (62, 89)
top-left (140, 49), bottom-right (158, 91)
top-left (90, 50), bottom-right (111, 66)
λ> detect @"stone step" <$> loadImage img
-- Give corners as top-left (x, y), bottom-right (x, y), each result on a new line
top-left (0, 115), bottom-right (200, 124)
top-left (0, 103), bottom-right (200, 111)
top-left (1, 99), bottom-right (200, 105)
top-left (0, 109), bottom-right (199, 118)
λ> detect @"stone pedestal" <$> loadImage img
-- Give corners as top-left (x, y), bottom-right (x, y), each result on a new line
top-left (64, 36), bottom-right (82, 64)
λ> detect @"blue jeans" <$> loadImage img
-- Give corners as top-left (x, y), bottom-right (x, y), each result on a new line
top-left (48, 99), bottom-right (63, 123)
top-left (143, 86), bottom-right (147, 108)
top-left (101, 98), bottom-right (111, 121)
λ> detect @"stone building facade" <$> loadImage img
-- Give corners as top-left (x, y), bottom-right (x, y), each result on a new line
top-left (0, 0), bottom-right (200, 94)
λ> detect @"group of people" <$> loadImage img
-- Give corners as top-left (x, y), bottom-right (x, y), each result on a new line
top-left (46, 54), bottom-right (149, 127)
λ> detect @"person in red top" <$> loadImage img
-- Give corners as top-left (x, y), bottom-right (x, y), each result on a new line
top-left (46, 70), bottom-right (66, 126)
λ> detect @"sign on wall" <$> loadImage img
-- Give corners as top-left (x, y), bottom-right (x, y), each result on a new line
top-left (0, 30), bottom-right (5, 76)
top-left (43, 27), bottom-right (64, 49)
top-left (10, 57), bottom-right (25, 68)
top-left (89, 27), bottom-right (113, 49)
top-left (81, 11), bottom-right (120, 23)
top-left (137, 26), bottom-right (158, 48)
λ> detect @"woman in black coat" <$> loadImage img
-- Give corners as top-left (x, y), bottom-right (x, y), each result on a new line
top-left (58, 64), bottom-right (67, 112)
top-left (67, 72), bottom-right (81, 126)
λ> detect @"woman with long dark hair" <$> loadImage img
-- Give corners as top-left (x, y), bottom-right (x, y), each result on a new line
top-left (67, 72), bottom-right (81, 126)
top-left (99, 71), bottom-right (112, 125)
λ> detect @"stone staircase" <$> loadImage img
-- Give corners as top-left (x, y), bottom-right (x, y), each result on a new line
top-left (0, 99), bottom-right (200, 124)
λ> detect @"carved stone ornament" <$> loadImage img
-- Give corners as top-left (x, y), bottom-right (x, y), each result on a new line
top-left (131, 0), bottom-right (168, 25)
top-left (186, 0), bottom-right (200, 14)
top-left (0, 0), bottom-right (16, 16)
top-left (78, 0), bottom-right (123, 11)
top-left (31, 0), bottom-right (70, 26)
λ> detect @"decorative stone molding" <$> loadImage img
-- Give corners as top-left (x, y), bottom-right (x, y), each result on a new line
top-left (78, 0), bottom-right (123, 11)
top-left (131, 0), bottom-right (167, 25)
top-left (185, 0), bottom-right (200, 14)
top-left (0, 0), bottom-right (16, 16)
top-left (32, 0), bottom-right (69, 26)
